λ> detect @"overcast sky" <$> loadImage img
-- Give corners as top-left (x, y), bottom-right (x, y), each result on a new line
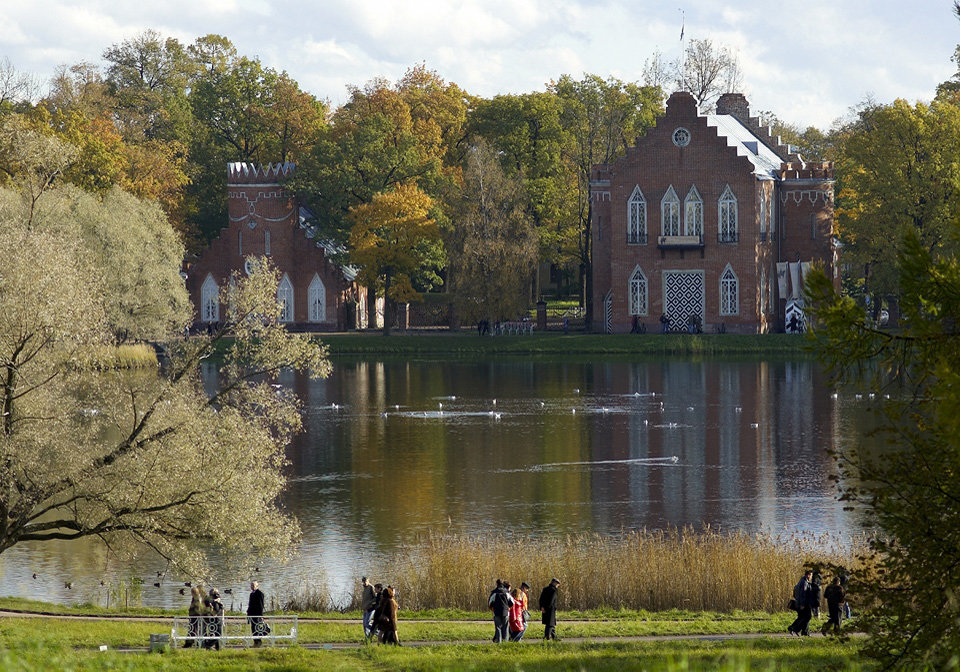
top-left (1, 0), bottom-right (956, 129)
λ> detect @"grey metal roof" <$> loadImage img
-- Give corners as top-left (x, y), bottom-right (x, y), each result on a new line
top-left (705, 114), bottom-right (783, 179)
top-left (298, 206), bottom-right (359, 282)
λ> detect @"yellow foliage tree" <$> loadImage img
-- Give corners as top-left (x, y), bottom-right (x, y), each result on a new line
top-left (349, 183), bottom-right (439, 335)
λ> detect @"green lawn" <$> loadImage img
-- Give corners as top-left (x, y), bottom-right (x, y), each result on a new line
top-left (0, 638), bottom-right (869, 672)
top-left (0, 601), bottom-right (870, 671)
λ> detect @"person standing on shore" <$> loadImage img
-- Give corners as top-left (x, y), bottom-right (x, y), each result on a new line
top-left (821, 577), bottom-right (847, 635)
top-left (378, 586), bottom-right (400, 645)
top-left (508, 587), bottom-right (527, 641)
top-left (247, 580), bottom-right (267, 647)
top-left (488, 579), bottom-right (514, 643)
top-left (539, 578), bottom-right (560, 640)
top-left (203, 587), bottom-right (225, 650)
top-left (788, 570), bottom-right (814, 636)
top-left (182, 586), bottom-right (204, 648)
top-left (361, 577), bottom-right (377, 638)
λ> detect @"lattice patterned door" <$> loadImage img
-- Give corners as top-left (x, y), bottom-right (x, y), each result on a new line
top-left (604, 290), bottom-right (613, 334)
top-left (663, 271), bottom-right (705, 329)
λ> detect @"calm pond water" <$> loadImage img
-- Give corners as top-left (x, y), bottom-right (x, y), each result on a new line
top-left (0, 356), bottom-right (872, 608)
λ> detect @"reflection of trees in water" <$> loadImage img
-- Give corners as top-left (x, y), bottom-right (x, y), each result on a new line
top-left (0, 359), bottom-right (868, 607)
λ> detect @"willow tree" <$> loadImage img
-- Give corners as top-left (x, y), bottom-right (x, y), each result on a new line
top-left (0, 132), bottom-right (330, 576)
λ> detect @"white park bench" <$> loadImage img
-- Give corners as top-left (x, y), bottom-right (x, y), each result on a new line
top-left (168, 615), bottom-right (298, 649)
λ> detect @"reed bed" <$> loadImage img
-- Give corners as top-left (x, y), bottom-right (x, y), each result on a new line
top-left (69, 343), bottom-right (159, 370)
top-left (333, 528), bottom-right (864, 613)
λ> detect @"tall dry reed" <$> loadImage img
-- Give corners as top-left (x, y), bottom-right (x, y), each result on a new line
top-left (352, 528), bottom-right (864, 613)
top-left (70, 344), bottom-right (159, 370)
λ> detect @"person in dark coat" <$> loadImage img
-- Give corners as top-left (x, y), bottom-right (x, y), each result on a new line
top-left (788, 570), bottom-right (814, 636)
top-left (377, 586), bottom-right (400, 645)
top-left (810, 572), bottom-right (823, 619)
top-left (538, 578), bottom-right (560, 640)
top-left (361, 577), bottom-right (377, 638)
top-left (247, 580), bottom-right (267, 647)
top-left (821, 577), bottom-right (847, 635)
top-left (203, 587), bottom-right (225, 650)
top-left (488, 579), bottom-right (514, 643)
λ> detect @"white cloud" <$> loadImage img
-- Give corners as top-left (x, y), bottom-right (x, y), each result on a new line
top-left (0, 0), bottom-right (957, 130)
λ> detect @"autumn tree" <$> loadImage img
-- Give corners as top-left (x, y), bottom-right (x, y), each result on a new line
top-left (834, 98), bottom-right (960, 312)
top-left (551, 74), bottom-right (662, 327)
top-left (102, 30), bottom-right (196, 144)
top-left (467, 91), bottom-right (578, 297)
top-left (181, 35), bottom-right (326, 245)
top-left (806, 228), bottom-right (960, 670)
top-left (448, 139), bottom-right (538, 324)
top-left (292, 73), bottom-right (448, 248)
top-left (0, 131), bottom-right (329, 574)
top-left (348, 183), bottom-right (441, 335)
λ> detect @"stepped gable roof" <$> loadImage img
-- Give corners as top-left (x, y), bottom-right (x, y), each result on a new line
top-left (705, 113), bottom-right (784, 180)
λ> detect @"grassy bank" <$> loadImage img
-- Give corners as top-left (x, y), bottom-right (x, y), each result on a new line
top-left (0, 607), bottom-right (869, 670)
top-left (0, 638), bottom-right (869, 672)
top-left (316, 332), bottom-right (810, 357)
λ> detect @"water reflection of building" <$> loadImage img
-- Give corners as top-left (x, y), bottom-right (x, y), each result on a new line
top-left (589, 360), bottom-right (838, 534)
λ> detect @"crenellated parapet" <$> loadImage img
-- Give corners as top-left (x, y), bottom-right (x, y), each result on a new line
top-left (778, 161), bottom-right (834, 181)
top-left (227, 162), bottom-right (296, 185)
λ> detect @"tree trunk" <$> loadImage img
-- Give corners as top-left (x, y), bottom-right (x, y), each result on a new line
top-left (382, 270), bottom-right (392, 336)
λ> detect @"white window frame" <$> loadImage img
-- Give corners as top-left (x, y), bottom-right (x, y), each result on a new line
top-left (719, 265), bottom-right (739, 316)
top-left (278, 273), bottom-right (294, 323)
top-left (201, 274), bottom-right (219, 323)
top-left (627, 186), bottom-right (647, 244)
top-left (265, 230), bottom-right (271, 256)
top-left (759, 188), bottom-right (767, 237)
top-left (661, 186), bottom-right (681, 236)
top-left (718, 185), bottom-right (738, 243)
top-left (684, 186), bottom-right (703, 237)
top-left (629, 266), bottom-right (648, 316)
top-left (308, 273), bottom-right (326, 323)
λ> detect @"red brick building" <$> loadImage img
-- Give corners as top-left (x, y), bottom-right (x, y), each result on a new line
top-left (185, 162), bottom-right (365, 331)
top-left (590, 92), bottom-right (837, 334)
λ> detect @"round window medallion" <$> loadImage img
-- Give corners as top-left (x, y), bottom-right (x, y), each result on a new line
top-left (244, 258), bottom-right (258, 276)
top-left (672, 127), bottom-right (691, 147)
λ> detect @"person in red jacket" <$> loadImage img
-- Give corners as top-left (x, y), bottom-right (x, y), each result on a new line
top-left (508, 586), bottom-right (527, 641)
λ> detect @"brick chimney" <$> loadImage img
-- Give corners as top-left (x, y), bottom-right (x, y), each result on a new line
top-left (715, 93), bottom-right (750, 123)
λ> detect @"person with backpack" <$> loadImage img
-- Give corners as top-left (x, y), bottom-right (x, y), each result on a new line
top-left (488, 579), bottom-right (514, 643)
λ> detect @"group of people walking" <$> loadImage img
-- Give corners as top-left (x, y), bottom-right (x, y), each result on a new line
top-left (182, 580), bottom-right (267, 649)
top-left (788, 569), bottom-right (849, 637)
top-left (360, 576), bottom-right (400, 644)
top-left (488, 577), bottom-right (561, 642)
top-left (185, 570), bottom-right (848, 650)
